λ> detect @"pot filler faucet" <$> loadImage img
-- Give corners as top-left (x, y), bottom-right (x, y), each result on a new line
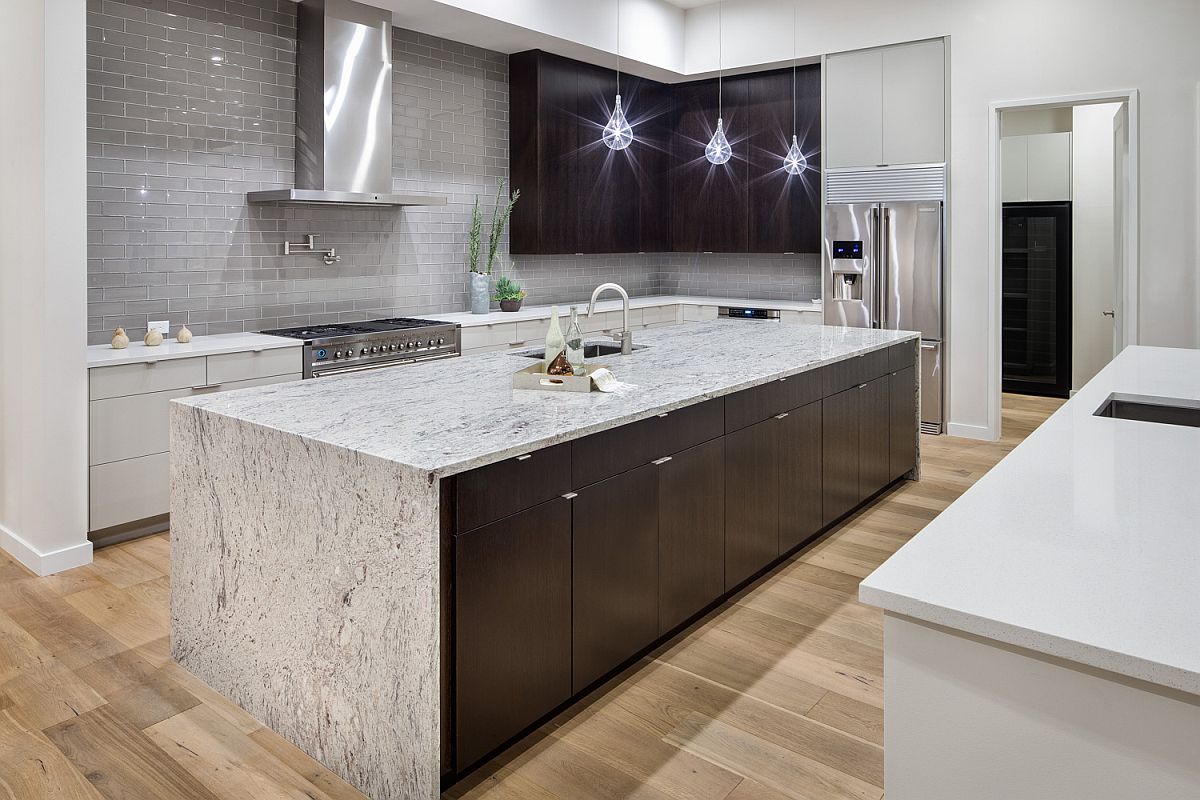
top-left (587, 282), bottom-right (633, 355)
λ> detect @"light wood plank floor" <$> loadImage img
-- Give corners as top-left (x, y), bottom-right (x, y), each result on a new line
top-left (0, 394), bottom-right (1062, 800)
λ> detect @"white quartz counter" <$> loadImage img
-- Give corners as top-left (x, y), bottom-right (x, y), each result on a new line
top-left (87, 332), bottom-right (300, 367)
top-left (861, 345), bottom-right (1200, 695)
top-left (437, 294), bottom-right (822, 327)
top-left (176, 320), bottom-right (912, 478)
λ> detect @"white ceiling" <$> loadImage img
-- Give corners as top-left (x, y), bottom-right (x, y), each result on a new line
top-left (660, 0), bottom-right (720, 7)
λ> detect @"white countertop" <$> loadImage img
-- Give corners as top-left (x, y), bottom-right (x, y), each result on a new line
top-left (860, 345), bottom-right (1200, 695)
top-left (437, 294), bottom-right (822, 327)
top-left (177, 321), bottom-right (912, 477)
top-left (87, 332), bottom-right (301, 368)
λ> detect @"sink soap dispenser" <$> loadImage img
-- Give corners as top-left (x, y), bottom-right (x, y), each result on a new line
top-left (543, 305), bottom-right (566, 373)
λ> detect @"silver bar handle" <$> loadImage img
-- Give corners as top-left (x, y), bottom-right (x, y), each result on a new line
top-left (190, 383), bottom-right (223, 391)
top-left (652, 456), bottom-right (673, 465)
top-left (920, 342), bottom-right (938, 350)
top-left (515, 454), bottom-right (532, 461)
top-left (880, 207), bottom-right (891, 329)
top-left (774, 412), bottom-right (789, 420)
top-left (562, 492), bottom-right (578, 500)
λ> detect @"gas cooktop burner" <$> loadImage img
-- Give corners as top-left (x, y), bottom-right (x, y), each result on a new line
top-left (261, 324), bottom-right (378, 339)
top-left (365, 317), bottom-right (454, 330)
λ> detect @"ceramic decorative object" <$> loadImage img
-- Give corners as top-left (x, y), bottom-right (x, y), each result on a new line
top-left (176, 325), bottom-right (193, 343)
top-left (469, 271), bottom-right (491, 315)
top-left (499, 299), bottom-right (523, 312)
top-left (111, 327), bottom-right (130, 349)
top-left (144, 329), bottom-right (164, 347)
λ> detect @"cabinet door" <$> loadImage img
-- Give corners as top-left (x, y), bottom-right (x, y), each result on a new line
top-left (572, 464), bottom-right (659, 692)
top-left (659, 438), bottom-right (725, 634)
top-left (671, 77), bottom-right (749, 252)
top-left (881, 39), bottom-right (945, 165)
top-left (778, 401), bottom-right (823, 553)
top-left (724, 416), bottom-right (779, 589)
top-left (454, 498), bottom-right (572, 769)
top-left (822, 386), bottom-right (860, 525)
top-left (824, 48), bottom-right (883, 168)
top-left (1026, 132), bottom-right (1072, 201)
top-left (576, 61), bottom-right (640, 254)
top-left (745, 66), bottom-right (821, 253)
top-left (858, 376), bottom-right (891, 501)
top-left (889, 365), bottom-right (918, 481)
top-left (1001, 136), bottom-right (1029, 202)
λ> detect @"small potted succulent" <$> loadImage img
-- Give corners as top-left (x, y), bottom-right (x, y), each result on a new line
top-left (493, 275), bottom-right (527, 312)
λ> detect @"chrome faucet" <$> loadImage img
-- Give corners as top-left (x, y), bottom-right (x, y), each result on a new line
top-left (587, 282), bottom-right (632, 355)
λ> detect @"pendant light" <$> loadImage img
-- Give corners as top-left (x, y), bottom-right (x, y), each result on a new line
top-left (602, 0), bottom-right (633, 150)
top-left (782, 0), bottom-right (807, 175)
top-left (704, 1), bottom-right (732, 165)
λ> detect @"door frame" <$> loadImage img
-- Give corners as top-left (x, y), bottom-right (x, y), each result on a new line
top-left (986, 89), bottom-right (1139, 438)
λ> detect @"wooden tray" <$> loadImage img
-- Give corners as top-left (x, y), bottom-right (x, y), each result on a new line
top-left (512, 362), bottom-right (606, 393)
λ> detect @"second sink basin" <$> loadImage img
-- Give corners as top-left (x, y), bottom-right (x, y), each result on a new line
top-left (519, 341), bottom-right (647, 359)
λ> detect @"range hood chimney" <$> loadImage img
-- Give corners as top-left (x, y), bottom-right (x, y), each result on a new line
top-left (247, 0), bottom-right (446, 207)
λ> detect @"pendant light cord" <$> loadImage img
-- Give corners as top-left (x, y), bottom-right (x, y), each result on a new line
top-left (717, 1), bottom-right (723, 118)
top-left (791, 0), bottom-right (797, 135)
top-left (615, 0), bottom-right (621, 96)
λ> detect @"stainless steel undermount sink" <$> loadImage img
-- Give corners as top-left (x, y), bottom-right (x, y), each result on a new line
top-left (1094, 393), bottom-right (1200, 428)
top-left (518, 341), bottom-right (648, 359)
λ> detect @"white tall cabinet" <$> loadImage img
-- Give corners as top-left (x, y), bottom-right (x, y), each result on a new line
top-left (825, 39), bottom-right (946, 168)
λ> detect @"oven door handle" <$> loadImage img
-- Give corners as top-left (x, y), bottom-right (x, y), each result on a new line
top-left (310, 352), bottom-right (458, 378)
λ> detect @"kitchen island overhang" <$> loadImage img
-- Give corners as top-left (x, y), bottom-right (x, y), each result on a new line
top-left (170, 320), bottom-right (919, 800)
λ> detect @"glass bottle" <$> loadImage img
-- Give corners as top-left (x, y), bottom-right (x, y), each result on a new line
top-left (543, 305), bottom-right (566, 373)
top-left (565, 306), bottom-right (585, 376)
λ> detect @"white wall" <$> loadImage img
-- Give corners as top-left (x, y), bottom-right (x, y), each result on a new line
top-left (686, 0), bottom-right (1200, 437)
top-left (1072, 103), bottom-right (1121, 391)
top-left (1001, 107), bottom-right (1072, 137)
top-left (0, 0), bottom-right (91, 575)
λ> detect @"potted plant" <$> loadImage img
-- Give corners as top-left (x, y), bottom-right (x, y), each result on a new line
top-left (492, 275), bottom-right (527, 312)
top-left (466, 180), bottom-right (520, 314)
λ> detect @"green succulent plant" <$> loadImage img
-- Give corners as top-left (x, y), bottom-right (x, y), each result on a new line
top-left (492, 275), bottom-right (527, 301)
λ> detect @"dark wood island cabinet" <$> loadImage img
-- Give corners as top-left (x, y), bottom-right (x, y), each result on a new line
top-left (441, 339), bottom-right (918, 779)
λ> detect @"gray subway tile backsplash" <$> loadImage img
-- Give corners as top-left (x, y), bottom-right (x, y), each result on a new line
top-left (87, 0), bottom-right (820, 344)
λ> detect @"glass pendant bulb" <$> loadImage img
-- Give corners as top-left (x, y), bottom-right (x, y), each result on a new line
top-left (783, 134), bottom-right (806, 175)
top-left (705, 118), bottom-right (732, 165)
top-left (602, 94), bottom-right (633, 150)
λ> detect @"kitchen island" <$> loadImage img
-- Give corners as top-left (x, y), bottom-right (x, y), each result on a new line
top-left (860, 345), bottom-right (1200, 800)
top-left (170, 320), bottom-right (919, 800)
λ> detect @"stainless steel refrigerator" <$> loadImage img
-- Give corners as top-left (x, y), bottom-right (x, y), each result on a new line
top-left (824, 201), bottom-right (944, 433)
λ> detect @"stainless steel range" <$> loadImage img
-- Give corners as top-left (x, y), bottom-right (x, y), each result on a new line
top-left (261, 318), bottom-right (460, 378)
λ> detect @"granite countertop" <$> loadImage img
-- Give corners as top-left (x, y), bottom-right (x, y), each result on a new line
top-left (88, 332), bottom-right (300, 368)
top-left (860, 345), bottom-right (1200, 695)
top-left (437, 294), bottom-right (823, 327)
top-left (176, 320), bottom-right (914, 477)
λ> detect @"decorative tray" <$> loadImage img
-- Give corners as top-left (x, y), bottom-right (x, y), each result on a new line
top-left (512, 363), bottom-right (605, 393)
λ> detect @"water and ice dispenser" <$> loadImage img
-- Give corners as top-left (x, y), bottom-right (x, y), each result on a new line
top-left (830, 240), bottom-right (865, 302)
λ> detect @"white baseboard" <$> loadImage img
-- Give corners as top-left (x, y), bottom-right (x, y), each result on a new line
top-left (946, 421), bottom-right (998, 441)
top-left (0, 522), bottom-right (93, 576)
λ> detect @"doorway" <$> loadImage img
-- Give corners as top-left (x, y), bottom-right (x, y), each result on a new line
top-left (987, 92), bottom-right (1139, 429)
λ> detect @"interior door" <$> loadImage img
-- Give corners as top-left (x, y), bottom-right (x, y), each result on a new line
top-left (1112, 102), bottom-right (1129, 354)
top-left (881, 201), bottom-right (942, 339)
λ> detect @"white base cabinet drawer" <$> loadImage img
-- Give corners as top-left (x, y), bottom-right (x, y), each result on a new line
top-left (90, 387), bottom-right (191, 466)
top-left (90, 452), bottom-right (170, 531)
top-left (207, 348), bottom-right (301, 384)
top-left (90, 358), bottom-right (207, 401)
top-left (682, 305), bottom-right (719, 322)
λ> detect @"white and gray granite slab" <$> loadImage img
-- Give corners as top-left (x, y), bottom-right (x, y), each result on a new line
top-left (176, 320), bottom-right (917, 479)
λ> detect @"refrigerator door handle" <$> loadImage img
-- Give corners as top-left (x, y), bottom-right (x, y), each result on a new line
top-left (881, 206), bottom-right (891, 330)
top-left (870, 207), bottom-right (880, 328)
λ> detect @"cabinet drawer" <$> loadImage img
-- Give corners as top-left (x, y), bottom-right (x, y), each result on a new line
top-left (682, 305), bottom-right (718, 322)
top-left (640, 305), bottom-right (677, 326)
top-left (572, 399), bottom-right (723, 488)
top-left (89, 357), bottom-right (207, 401)
top-left (888, 339), bottom-right (918, 371)
top-left (206, 347), bottom-right (300, 384)
top-left (90, 452), bottom-right (170, 531)
top-left (821, 349), bottom-right (890, 396)
top-left (726, 370), bottom-right (819, 433)
top-left (455, 443), bottom-right (572, 533)
top-left (90, 388), bottom-right (191, 466)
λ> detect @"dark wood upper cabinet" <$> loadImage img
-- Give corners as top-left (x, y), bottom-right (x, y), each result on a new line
top-left (510, 51), bottom-right (820, 255)
top-left (670, 76), bottom-right (750, 254)
top-left (745, 65), bottom-right (822, 254)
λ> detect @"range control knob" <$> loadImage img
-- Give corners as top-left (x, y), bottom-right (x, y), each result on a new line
top-left (437, 337), bottom-right (444, 345)
top-left (427, 339), bottom-right (435, 347)
top-left (390, 343), bottom-right (399, 351)
top-left (360, 347), bottom-right (369, 356)
top-left (407, 341), bottom-right (416, 349)
top-left (333, 351), bottom-right (342, 359)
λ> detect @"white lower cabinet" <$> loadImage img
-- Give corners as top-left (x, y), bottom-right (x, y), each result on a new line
top-left (88, 347), bottom-right (301, 534)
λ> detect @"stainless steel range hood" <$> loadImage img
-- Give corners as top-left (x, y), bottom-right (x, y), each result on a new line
top-left (247, 0), bottom-right (446, 208)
